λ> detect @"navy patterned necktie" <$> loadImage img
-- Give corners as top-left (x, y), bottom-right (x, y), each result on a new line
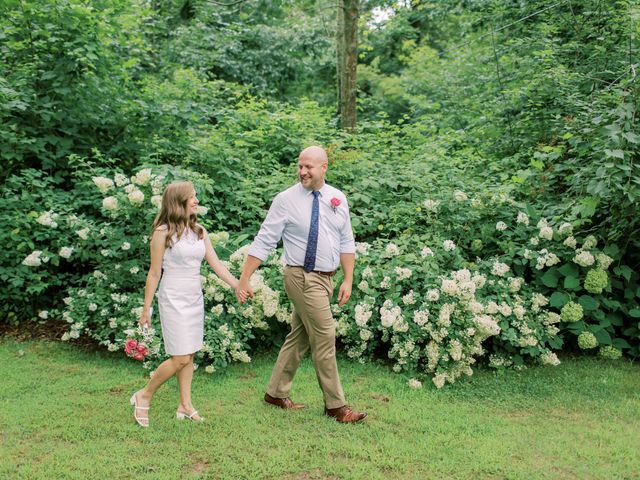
top-left (303, 191), bottom-right (320, 272)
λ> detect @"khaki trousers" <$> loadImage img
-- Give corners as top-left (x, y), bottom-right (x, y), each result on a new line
top-left (266, 266), bottom-right (346, 409)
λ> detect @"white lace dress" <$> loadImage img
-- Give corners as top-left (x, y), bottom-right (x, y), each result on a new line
top-left (158, 229), bottom-right (205, 356)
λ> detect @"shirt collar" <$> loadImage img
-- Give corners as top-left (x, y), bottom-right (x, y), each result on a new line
top-left (300, 182), bottom-right (329, 197)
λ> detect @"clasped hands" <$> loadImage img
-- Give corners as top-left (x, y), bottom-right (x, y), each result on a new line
top-left (235, 279), bottom-right (254, 304)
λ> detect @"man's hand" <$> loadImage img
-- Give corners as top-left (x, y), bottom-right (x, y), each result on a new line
top-left (235, 278), bottom-right (254, 304)
top-left (337, 281), bottom-right (352, 307)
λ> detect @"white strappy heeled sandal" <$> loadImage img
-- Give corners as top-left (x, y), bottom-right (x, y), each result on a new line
top-left (176, 409), bottom-right (204, 422)
top-left (129, 392), bottom-right (149, 427)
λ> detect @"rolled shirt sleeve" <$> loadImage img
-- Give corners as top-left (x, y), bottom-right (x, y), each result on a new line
top-left (248, 193), bottom-right (287, 261)
top-left (339, 197), bottom-right (356, 254)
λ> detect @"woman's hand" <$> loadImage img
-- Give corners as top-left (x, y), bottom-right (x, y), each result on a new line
top-left (139, 310), bottom-right (151, 328)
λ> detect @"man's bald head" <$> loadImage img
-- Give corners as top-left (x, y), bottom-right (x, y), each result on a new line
top-left (299, 146), bottom-right (328, 165)
top-left (298, 146), bottom-right (328, 191)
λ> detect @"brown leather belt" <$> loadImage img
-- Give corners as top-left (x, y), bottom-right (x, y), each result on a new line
top-left (286, 265), bottom-right (337, 277)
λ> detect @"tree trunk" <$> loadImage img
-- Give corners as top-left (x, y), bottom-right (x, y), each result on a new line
top-left (337, 0), bottom-right (358, 131)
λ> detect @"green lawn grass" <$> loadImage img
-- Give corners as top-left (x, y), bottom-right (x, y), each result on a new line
top-left (1, 339), bottom-right (638, 480)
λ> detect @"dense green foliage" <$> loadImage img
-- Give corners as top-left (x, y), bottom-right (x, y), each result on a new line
top-left (1, 0), bottom-right (638, 376)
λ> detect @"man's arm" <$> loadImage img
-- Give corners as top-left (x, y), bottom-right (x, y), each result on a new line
top-left (235, 194), bottom-right (287, 303)
top-left (337, 252), bottom-right (355, 307)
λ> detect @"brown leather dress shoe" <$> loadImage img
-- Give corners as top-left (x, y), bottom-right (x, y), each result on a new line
top-left (263, 393), bottom-right (306, 410)
top-left (324, 405), bottom-right (367, 423)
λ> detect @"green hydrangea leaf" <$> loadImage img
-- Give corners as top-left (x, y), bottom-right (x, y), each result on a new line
top-left (550, 291), bottom-right (569, 307)
top-left (594, 330), bottom-right (614, 347)
top-left (558, 263), bottom-right (579, 277)
top-left (564, 276), bottom-right (580, 289)
top-left (578, 295), bottom-right (599, 311)
top-left (541, 269), bottom-right (559, 287)
top-left (612, 338), bottom-right (631, 349)
top-left (629, 309), bottom-right (640, 318)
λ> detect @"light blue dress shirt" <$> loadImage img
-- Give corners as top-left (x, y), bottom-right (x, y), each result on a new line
top-left (248, 182), bottom-right (356, 272)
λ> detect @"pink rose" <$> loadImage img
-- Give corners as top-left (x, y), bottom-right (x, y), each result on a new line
top-left (330, 197), bottom-right (341, 207)
top-left (136, 342), bottom-right (147, 353)
top-left (124, 339), bottom-right (138, 356)
top-left (133, 352), bottom-right (145, 361)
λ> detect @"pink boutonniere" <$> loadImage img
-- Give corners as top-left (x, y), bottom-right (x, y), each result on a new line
top-left (330, 197), bottom-right (341, 214)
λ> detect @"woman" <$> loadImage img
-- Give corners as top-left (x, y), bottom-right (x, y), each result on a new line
top-left (130, 181), bottom-right (247, 427)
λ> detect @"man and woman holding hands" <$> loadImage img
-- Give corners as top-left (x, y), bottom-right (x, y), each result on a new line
top-left (131, 146), bottom-right (367, 427)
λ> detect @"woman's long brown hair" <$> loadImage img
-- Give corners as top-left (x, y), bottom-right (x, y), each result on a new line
top-left (151, 181), bottom-right (204, 248)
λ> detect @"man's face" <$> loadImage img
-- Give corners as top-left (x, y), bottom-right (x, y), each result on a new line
top-left (298, 157), bottom-right (327, 191)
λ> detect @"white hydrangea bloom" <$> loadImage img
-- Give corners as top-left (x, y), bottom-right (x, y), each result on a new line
top-left (36, 210), bottom-right (59, 228)
top-left (573, 250), bottom-right (595, 267)
top-left (151, 195), bottom-right (162, 208)
top-left (509, 277), bottom-right (524, 292)
top-left (132, 168), bottom-right (152, 186)
top-left (58, 247), bottom-right (74, 259)
top-left (76, 228), bottom-right (90, 240)
top-left (491, 262), bottom-right (510, 277)
top-left (408, 378), bottom-right (423, 389)
top-left (92, 176), bottom-right (114, 193)
top-left (103, 196), bottom-right (118, 211)
top-left (540, 351), bottom-right (560, 366)
top-left (128, 190), bottom-right (144, 205)
top-left (423, 199), bottom-right (439, 212)
top-left (355, 242), bottom-right (371, 255)
top-left (413, 309), bottom-right (429, 326)
top-left (443, 240), bottom-right (456, 251)
top-left (441, 279), bottom-right (459, 296)
top-left (472, 273), bottom-right (486, 289)
top-left (421, 247), bottom-right (434, 258)
top-left (361, 266), bottom-right (374, 279)
top-left (538, 226), bottom-right (553, 240)
top-left (385, 243), bottom-right (400, 257)
top-left (558, 222), bottom-right (573, 236)
top-left (355, 304), bottom-right (373, 327)
top-left (38, 310), bottom-right (49, 319)
top-left (453, 190), bottom-right (468, 201)
top-left (432, 374), bottom-right (446, 389)
top-left (22, 250), bottom-right (43, 267)
top-left (583, 235), bottom-right (597, 249)
top-left (516, 212), bottom-right (530, 225)
top-left (114, 173), bottom-right (129, 187)
top-left (564, 236), bottom-right (577, 248)
top-left (402, 290), bottom-right (416, 305)
top-left (395, 267), bottom-right (412, 280)
top-left (196, 206), bottom-right (208, 216)
top-left (359, 329), bottom-right (372, 341)
top-left (496, 221), bottom-right (507, 231)
top-left (426, 289), bottom-right (440, 302)
top-left (596, 253), bottom-right (613, 270)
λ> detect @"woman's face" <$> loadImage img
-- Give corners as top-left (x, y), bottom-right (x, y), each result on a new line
top-left (188, 190), bottom-right (199, 215)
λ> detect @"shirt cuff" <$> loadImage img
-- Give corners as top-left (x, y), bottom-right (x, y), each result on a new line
top-left (248, 242), bottom-right (271, 262)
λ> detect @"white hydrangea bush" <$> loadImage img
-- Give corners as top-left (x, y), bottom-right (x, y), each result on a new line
top-left (336, 236), bottom-right (562, 388)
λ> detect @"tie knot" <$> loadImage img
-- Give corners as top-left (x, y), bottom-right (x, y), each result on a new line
top-left (312, 191), bottom-right (320, 198)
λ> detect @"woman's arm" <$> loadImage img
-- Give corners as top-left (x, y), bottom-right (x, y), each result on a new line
top-left (202, 228), bottom-right (240, 290)
top-left (139, 228), bottom-right (167, 328)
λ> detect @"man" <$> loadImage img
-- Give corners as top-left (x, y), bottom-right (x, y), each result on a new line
top-left (235, 146), bottom-right (367, 423)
